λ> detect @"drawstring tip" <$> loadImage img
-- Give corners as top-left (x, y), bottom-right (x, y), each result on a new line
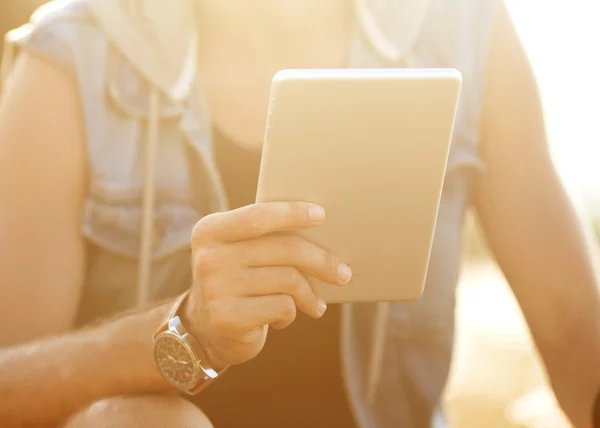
top-left (365, 301), bottom-right (391, 407)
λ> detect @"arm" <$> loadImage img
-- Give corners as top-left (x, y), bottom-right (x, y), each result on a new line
top-left (0, 302), bottom-right (174, 426)
top-left (0, 52), bottom-right (86, 345)
top-left (0, 52), bottom-right (176, 426)
top-left (474, 3), bottom-right (600, 427)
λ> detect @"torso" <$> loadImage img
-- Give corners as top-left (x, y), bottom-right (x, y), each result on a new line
top-left (195, 0), bottom-right (353, 147)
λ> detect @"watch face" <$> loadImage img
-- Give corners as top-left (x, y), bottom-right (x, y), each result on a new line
top-left (154, 332), bottom-right (200, 392)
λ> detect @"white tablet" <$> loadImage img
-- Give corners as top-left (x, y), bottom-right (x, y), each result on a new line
top-left (256, 68), bottom-right (462, 303)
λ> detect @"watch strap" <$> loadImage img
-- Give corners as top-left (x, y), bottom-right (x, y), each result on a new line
top-left (152, 289), bottom-right (191, 340)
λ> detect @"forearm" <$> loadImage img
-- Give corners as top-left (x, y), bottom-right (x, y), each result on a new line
top-left (478, 173), bottom-right (600, 427)
top-left (522, 237), bottom-right (600, 428)
top-left (522, 198), bottom-right (600, 427)
top-left (476, 2), bottom-right (600, 423)
top-left (545, 322), bottom-right (600, 428)
top-left (0, 301), bottom-right (174, 427)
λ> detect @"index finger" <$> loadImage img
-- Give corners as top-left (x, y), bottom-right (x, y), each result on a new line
top-left (192, 202), bottom-right (326, 242)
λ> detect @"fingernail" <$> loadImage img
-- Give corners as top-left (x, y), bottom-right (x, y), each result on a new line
top-left (338, 264), bottom-right (352, 284)
top-left (317, 299), bottom-right (327, 316)
top-left (308, 205), bottom-right (326, 222)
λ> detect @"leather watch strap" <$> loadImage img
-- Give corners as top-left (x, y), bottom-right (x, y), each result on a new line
top-left (153, 289), bottom-right (191, 339)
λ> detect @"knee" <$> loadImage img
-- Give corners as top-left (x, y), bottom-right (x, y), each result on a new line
top-left (63, 395), bottom-right (213, 428)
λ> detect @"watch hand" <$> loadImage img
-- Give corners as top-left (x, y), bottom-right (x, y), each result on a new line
top-left (167, 355), bottom-right (190, 365)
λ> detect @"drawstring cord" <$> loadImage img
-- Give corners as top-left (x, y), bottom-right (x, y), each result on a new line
top-left (367, 302), bottom-right (391, 405)
top-left (137, 87), bottom-right (160, 307)
top-left (353, 0), bottom-right (424, 406)
top-left (354, 0), bottom-right (397, 406)
top-left (353, 0), bottom-right (401, 63)
top-left (135, 15), bottom-right (198, 307)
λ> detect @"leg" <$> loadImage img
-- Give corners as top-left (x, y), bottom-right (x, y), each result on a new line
top-left (63, 395), bottom-right (213, 428)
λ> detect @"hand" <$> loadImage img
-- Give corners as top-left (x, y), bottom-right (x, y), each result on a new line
top-left (183, 202), bottom-right (352, 370)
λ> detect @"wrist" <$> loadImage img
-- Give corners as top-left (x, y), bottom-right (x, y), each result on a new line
top-left (152, 291), bottom-right (227, 394)
top-left (179, 291), bottom-right (228, 372)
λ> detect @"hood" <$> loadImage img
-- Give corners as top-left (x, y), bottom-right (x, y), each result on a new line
top-left (86, 0), bottom-right (197, 102)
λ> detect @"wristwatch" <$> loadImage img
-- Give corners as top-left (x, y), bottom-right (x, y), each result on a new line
top-left (152, 290), bottom-right (224, 394)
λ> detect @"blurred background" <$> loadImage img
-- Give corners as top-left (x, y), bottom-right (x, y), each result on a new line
top-left (1, 0), bottom-right (599, 427)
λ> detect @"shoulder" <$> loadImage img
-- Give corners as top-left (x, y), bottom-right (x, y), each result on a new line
top-left (4, 0), bottom-right (197, 102)
top-left (482, 1), bottom-right (542, 135)
top-left (31, 0), bottom-right (94, 24)
top-left (1, 1), bottom-right (88, 158)
top-left (426, 0), bottom-right (500, 47)
top-left (368, 0), bottom-right (501, 64)
top-left (3, 0), bottom-right (102, 77)
top-left (10, 0), bottom-right (98, 45)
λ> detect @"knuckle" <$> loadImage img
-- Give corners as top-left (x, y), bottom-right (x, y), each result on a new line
top-left (246, 214), bottom-right (263, 236)
top-left (323, 251), bottom-right (340, 278)
top-left (193, 246), bottom-right (221, 277)
top-left (288, 202), bottom-right (306, 222)
top-left (288, 236), bottom-right (310, 262)
top-left (241, 204), bottom-right (272, 236)
top-left (279, 295), bottom-right (297, 322)
top-left (237, 331), bottom-right (259, 348)
top-left (192, 214), bottom-right (217, 243)
top-left (282, 266), bottom-right (302, 289)
top-left (287, 268), bottom-right (308, 296)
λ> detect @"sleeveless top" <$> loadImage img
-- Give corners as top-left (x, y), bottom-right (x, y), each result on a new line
top-left (1, 1), bottom-right (498, 426)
